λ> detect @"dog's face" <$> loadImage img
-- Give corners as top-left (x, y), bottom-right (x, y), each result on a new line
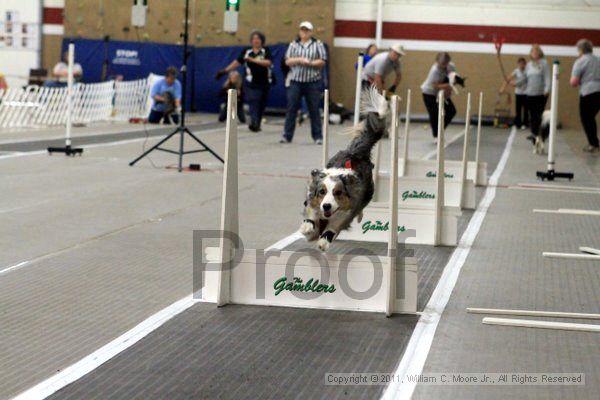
top-left (306, 169), bottom-right (355, 219)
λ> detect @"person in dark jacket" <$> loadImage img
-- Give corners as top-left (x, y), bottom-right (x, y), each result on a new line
top-left (216, 30), bottom-right (272, 132)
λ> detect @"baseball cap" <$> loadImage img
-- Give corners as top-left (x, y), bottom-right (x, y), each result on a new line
top-left (390, 44), bottom-right (406, 56)
top-left (299, 21), bottom-right (314, 31)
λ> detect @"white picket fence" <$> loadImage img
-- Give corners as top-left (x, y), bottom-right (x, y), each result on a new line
top-left (0, 76), bottom-right (155, 129)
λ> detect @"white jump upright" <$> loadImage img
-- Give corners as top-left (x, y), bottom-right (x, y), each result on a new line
top-left (397, 91), bottom-right (486, 187)
top-left (47, 42), bottom-right (83, 156)
top-left (353, 53), bottom-right (364, 128)
top-left (536, 61), bottom-right (574, 181)
top-left (215, 89), bottom-right (239, 306)
top-left (339, 92), bottom-right (461, 246)
top-left (375, 91), bottom-right (476, 211)
top-left (474, 92), bottom-right (483, 185)
top-left (386, 95), bottom-right (400, 316)
top-left (202, 91), bottom-right (417, 315)
top-left (322, 89), bottom-right (329, 169)
top-left (400, 89), bottom-right (411, 176)
top-left (434, 90), bottom-right (446, 245)
top-left (460, 92), bottom-right (472, 209)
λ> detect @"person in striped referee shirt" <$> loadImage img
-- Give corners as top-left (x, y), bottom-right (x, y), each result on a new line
top-left (281, 21), bottom-right (328, 144)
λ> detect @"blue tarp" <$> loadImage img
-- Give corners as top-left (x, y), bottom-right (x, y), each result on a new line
top-left (61, 38), bottom-right (329, 113)
top-left (61, 38), bottom-right (194, 110)
top-left (194, 43), bottom-right (289, 112)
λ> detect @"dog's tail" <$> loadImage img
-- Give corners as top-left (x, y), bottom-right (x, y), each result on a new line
top-left (347, 86), bottom-right (388, 157)
top-left (360, 85), bottom-right (389, 118)
top-left (541, 110), bottom-right (551, 128)
top-left (539, 110), bottom-right (552, 141)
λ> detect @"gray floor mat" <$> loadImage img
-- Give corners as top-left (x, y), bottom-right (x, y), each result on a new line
top-left (48, 303), bottom-right (418, 400)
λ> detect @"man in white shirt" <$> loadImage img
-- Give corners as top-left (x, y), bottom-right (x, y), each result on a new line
top-left (361, 44), bottom-right (405, 92)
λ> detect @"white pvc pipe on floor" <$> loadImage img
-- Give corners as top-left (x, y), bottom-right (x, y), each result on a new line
top-left (533, 208), bottom-right (600, 216)
top-left (483, 317), bottom-right (600, 333)
top-left (467, 307), bottom-right (600, 320)
top-left (543, 252), bottom-right (600, 261)
top-left (580, 247), bottom-right (600, 255)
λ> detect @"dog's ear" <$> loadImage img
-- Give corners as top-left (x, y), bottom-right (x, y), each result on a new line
top-left (339, 174), bottom-right (358, 193)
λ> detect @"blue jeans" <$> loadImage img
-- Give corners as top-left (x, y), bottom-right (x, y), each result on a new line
top-left (284, 80), bottom-right (322, 141)
top-left (244, 82), bottom-right (270, 127)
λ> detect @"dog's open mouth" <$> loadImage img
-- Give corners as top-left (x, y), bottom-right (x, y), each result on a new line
top-left (323, 209), bottom-right (337, 219)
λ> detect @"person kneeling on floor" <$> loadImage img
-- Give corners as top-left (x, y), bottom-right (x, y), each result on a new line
top-left (218, 71), bottom-right (246, 124)
top-left (148, 66), bottom-right (182, 125)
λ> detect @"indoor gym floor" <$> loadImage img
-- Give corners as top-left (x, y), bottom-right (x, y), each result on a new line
top-left (1, 114), bottom-right (599, 399)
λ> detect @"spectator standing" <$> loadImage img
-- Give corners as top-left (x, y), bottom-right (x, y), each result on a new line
top-left (216, 30), bottom-right (272, 132)
top-left (504, 57), bottom-right (529, 129)
top-left (524, 44), bottom-right (551, 144)
top-left (361, 44), bottom-right (405, 92)
top-left (281, 21), bottom-right (327, 144)
top-left (420, 52), bottom-right (459, 142)
top-left (148, 66), bottom-right (182, 125)
top-left (570, 39), bottom-right (600, 153)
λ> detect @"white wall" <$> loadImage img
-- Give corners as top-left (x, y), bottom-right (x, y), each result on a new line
top-left (335, 0), bottom-right (600, 29)
top-left (334, 0), bottom-right (600, 55)
top-left (0, 0), bottom-right (42, 88)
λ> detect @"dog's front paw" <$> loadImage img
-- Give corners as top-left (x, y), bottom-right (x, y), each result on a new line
top-left (317, 230), bottom-right (336, 252)
top-left (318, 237), bottom-right (330, 252)
top-left (300, 219), bottom-right (316, 237)
top-left (356, 211), bottom-right (363, 223)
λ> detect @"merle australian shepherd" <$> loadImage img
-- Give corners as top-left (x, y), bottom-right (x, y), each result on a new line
top-left (300, 86), bottom-right (389, 251)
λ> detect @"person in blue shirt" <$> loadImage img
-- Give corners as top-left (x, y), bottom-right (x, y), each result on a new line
top-left (148, 66), bottom-right (182, 124)
top-left (354, 43), bottom-right (378, 70)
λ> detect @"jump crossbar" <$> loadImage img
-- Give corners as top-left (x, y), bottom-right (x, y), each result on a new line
top-left (203, 90), bottom-right (417, 315)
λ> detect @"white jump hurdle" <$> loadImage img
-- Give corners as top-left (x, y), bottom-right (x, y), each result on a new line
top-left (399, 91), bottom-right (488, 186)
top-left (201, 90), bottom-right (418, 315)
top-left (339, 91), bottom-right (461, 246)
top-left (374, 91), bottom-right (477, 210)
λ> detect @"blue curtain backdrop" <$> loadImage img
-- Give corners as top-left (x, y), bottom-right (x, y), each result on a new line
top-left (61, 38), bottom-right (329, 113)
top-left (61, 38), bottom-right (195, 110)
top-left (194, 43), bottom-right (289, 112)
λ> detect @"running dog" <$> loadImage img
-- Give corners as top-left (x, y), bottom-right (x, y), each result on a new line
top-left (533, 110), bottom-right (551, 154)
top-left (300, 86), bottom-right (389, 251)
